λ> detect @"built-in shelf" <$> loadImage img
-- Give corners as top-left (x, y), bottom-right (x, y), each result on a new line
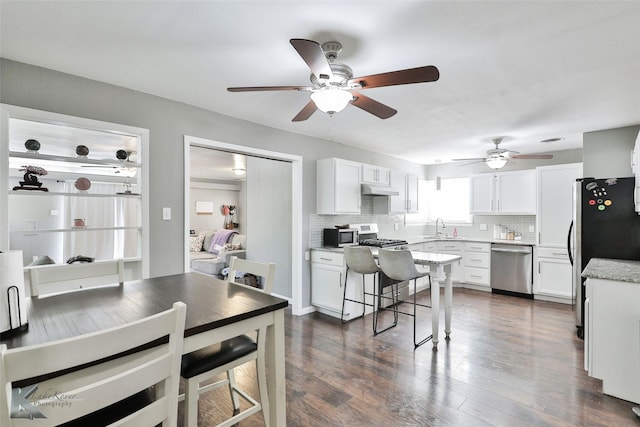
top-left (9, 150), bottom-right (142, 168)
top-left (9, 190), bottom-right (141, 198)
top-left (11, 226), bottom-right (142, 234)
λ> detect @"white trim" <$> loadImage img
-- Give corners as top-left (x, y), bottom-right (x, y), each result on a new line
top-left (184, 135), bottom-right (304, 316)
top-left (0, 104), bottom-right (150, 278)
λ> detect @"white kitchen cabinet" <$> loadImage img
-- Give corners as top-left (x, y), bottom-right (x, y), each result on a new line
top-left (317, 158), bottom-right (361, 214)
top-left (469, 169), bottom-right (537, 214)
top-left (311, 250), bottom-right (375, 320)
top-left (361, 163), bottom-right (390, 186)
top-left (585, 277), bottom-right (640, 403)
top-left (1, 104), bottom-right (148, 278)
top-left (436, 241), bottom-right (463, 283)
top-left (463, 242), bottom-right (491, 289)
top-left (534, 163), bottom-right (582, 302)
top-left (372, 170), bottom-right (419, 214)
top-left (633, 130), bottom-right (640, 213)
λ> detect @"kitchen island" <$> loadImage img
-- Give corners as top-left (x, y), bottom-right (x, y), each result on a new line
top-left (582, 258), bottom-right (640, 403)
top-left (311, 246), bottom-right (460, 350)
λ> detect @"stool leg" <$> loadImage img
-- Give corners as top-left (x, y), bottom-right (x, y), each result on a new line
top-left (413, 277), bottom-right (433, 348)
top-left (361, 274), bottom-right (366, 318)
top-left (373, 273), bottom-right (398, 335)
top-left (341, 266), bottom-right (350, 324)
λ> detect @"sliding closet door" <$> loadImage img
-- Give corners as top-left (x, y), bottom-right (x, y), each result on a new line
top-left (245, 156), bottom-right (292, 298)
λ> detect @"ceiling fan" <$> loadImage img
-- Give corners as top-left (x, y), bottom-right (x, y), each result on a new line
top-left (227, 38), bottom-right (439, 121)
top-left (453, 137), bottom-right (553, 170)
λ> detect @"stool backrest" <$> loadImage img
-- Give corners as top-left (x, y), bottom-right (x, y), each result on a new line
top-left (344, 246), bottom-right (379, 274)
top-left (378, 249), bottom-right (421, 282)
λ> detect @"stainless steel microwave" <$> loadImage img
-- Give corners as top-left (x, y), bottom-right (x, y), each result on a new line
top-left (323, 228), bottom-right (358, 248)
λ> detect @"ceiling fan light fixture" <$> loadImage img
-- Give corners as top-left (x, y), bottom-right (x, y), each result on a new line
top-left (486, 155), bottom-right (508, 170)
top-left (310, 88), bottom-right (353, 114)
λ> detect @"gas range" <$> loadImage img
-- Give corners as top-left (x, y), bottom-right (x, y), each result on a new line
top-left (351, 223), bottom-right (408, 248)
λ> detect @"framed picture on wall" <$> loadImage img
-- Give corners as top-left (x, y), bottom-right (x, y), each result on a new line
top-left (195, 201), bottom-right (214, 214)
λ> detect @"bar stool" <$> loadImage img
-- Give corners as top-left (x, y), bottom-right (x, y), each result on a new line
top-left (378, 248), bottom-right (433, 348)
top-left (342, 246), bottom-right (398, 334)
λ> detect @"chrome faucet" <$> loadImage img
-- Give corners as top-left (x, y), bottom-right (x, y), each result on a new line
top-left (435, 217), bottom-right (446, 237)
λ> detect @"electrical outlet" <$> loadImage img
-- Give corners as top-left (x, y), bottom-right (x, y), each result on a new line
top-left (50, 209), bottom-right (58, 216)
top-left (304, 251), bottom-right (310, 261)
top-left (529, 225), bottom-right (535, 233)
top-left (479, 223), bottom-right (487, 231)
top-left (394, 223), bottom-right (400, 230)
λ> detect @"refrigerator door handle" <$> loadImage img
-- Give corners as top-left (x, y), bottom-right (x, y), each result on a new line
top-left (567, 220), bottom-right (574, 266)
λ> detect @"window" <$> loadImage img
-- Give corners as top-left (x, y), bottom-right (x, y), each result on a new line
top-left (406, 178), bottom-right (471, 224)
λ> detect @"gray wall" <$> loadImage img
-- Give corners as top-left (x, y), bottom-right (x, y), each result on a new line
top-left (583, 125), bottom-right (640, 178)
top-left (0, 58), bottom-right (426, 308)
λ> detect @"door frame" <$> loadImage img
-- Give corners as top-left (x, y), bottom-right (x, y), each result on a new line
top-left (183, 135), bottom-right (303, 315)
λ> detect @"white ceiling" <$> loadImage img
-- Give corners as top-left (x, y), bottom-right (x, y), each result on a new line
top-left (1, 1), bottom-right (639, 167)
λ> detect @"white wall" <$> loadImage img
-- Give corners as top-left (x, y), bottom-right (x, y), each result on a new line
top-left (189, 185), bottom-right (241, 234)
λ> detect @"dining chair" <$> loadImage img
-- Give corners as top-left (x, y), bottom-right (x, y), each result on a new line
top-left (377, 248), bottom-right (433, 348)
top-left (180, 256), bottom-right (276, 427)
top-left (28, 258), bottom-right (125, 297)
top-left (0, 301), bottom-right (186, 427)
top-left (342, 246), bottom-right (398, 334)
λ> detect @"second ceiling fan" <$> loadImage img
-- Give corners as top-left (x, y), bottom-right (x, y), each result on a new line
top-left (227, 38), bottom-right (440, 121)
top-left (453, 137), bottom-right (553, 170)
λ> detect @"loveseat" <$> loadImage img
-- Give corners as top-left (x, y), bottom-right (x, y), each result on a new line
top-left (189, 230), bottom-right (246, 277)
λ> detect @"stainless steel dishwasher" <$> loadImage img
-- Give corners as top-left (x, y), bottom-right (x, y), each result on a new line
top-left (490, 244), bottom-right (533, 297)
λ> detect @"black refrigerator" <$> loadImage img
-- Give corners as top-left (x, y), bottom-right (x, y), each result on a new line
top-left (572, 177), bottom-right (640, 338)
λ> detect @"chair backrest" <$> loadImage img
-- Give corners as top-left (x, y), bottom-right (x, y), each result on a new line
top-left (378, 248), bottom-right (422, 282)
top-left (0, 301), bottom-right (186, 427)
top-left (228, 256), bottom-right (276, 294)
top-left (344, 246), bottom-right (379, 275)
top-left (28, 259), bottom-right (125, 297)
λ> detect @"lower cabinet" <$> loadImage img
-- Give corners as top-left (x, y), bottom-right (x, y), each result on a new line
top-left (436, 241), bottom-right (464, 283)
top-left (585, 277), bottom-right (640, 403)
top-left (463, 242), bottom-right (491, 290)
top-left (535, 246), bottom-right (573, 303)
top-left (311, 250), bottom-right (375, 320)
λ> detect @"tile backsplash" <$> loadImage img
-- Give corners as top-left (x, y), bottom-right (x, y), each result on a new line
top-left (310, 196), bottom-right (537, 247)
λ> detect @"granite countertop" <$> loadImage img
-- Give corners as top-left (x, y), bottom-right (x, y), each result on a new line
top-left (582, 258), bottom-right (640, 284)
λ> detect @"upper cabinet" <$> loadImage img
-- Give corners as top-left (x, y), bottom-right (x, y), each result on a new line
top-left (470, 169), bottom-right (537, 215)
top-left (373, 170), bottom-right (419, 214)
top-left (536, 163), bottom-right (583, 247)
top-left (361, 163), bottom-right (390, 186)
top-left (1, 104), bottom-right (149, 277)
top-left (317, 158), bottom-right (361, 214)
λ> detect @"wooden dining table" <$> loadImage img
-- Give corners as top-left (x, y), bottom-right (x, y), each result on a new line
top-left (0, 272), bottom-right (289, 426)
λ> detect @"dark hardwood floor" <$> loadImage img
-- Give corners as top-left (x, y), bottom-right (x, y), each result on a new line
top-left (180, 288), bottom-right (638, 426)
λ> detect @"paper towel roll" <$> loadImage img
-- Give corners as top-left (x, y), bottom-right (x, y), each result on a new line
top-left (0, 250), bottom-right (28, 335)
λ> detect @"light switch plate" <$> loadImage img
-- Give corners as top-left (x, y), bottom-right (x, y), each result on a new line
top-left (479, 223), bottom-right (487, 231)
top-left (162, 207), bottom-right (171, 221)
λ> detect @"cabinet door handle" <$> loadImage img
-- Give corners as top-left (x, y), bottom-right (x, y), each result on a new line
top-left (470, 258), bottom-right (482, 262)
top-left (319, 257), bottom-right (332, 262)
top-left (470, 274), bottom-right (482, 279)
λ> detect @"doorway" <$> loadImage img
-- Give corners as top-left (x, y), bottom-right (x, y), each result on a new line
top-left (183, 136), bottom-right (303, 314)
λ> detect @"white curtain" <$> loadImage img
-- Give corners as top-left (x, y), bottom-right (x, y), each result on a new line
top-left (65, 182), bottom-right (139, 260)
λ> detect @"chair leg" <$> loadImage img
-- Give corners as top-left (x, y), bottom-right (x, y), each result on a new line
top-left (184, 377), bottom-right (199, 427)
top-left (256, 329), bottom-right (270, 427)
top-left (227, 369), bottom-right (241, 412)
top-left (340, 267), bottom-right (350, 324)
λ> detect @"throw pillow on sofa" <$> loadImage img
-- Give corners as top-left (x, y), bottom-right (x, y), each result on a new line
top-left (189, 234), bottom-right (205, 252)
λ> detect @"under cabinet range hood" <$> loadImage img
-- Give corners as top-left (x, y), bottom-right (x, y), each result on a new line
top-left (360, 183), bottom-right (400, 196)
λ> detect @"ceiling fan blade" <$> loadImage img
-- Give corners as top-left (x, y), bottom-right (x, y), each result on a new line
top-left (452, 158), bottom-right (486, 162)
top-left (227, 85), bottom-right (311, 92)
top-left (350, 91), bottom-right (397, 119)
top-left (457, 160), bottom-right (487, 167)
top-left (349, 65), bottom-right (439, 90)
top-left (292, 101), bottom-right (317, 122)
top-left (290, 39), bottom-right (333, 80)
top-left (511, 154), bottom-right (554, 160)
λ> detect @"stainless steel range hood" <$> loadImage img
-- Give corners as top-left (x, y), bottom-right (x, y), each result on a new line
top-left (361, 183), bottom-right (400, 196)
